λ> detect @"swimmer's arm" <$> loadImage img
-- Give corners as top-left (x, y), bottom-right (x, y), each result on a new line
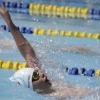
top-left (0, 5), bottom-right (39, 68)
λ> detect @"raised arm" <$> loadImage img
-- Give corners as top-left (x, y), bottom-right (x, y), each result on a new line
top-left (0, 5), bottom-right (40, 69)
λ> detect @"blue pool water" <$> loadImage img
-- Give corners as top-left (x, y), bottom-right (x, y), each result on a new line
top-left (1, 0), bottom-right (100, 100)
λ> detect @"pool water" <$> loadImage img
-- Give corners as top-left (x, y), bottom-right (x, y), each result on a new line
top-left (0, 0), bottom-right (100, 100)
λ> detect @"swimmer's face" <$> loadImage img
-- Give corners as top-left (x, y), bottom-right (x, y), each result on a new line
top-left (32, 70), bottom-right (52, 90)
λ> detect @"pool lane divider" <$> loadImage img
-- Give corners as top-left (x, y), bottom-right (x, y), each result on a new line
top-left (0, 60), bottom-right (28, 70)
top-left (0, 1), bottom-right (89, 14)
top-left (0, 59), bottom-right (100, 77)
top-left (1, 25), bottom-right (100, 40)
top-left (0, 2), bottom-right (99, 21)
top-left (1, 1), bottom-right (100, 17)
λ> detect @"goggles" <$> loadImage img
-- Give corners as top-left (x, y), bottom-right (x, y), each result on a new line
top-left (32, 70), bottom-right (39, 82)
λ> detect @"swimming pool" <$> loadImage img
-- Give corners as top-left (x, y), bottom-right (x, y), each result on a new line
top-left (0, 0), bottom-right (100, 100)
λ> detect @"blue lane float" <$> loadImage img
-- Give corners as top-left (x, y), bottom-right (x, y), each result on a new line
top-left (20, 27), bottom-right (27, 33)
top-left (5, 2), bottom-right (10, 7)
top-left (9, 2), bottom-right (17, 8)
top-left (0, 25), bottom-right (33, 34)
top-left (27, 27), bottom-right (33, 34)
top-left (84, 69), bottom-right (95, 77)
top-left (68, 67), bottom-right (79, 75)
top-left (0, 25), bottom-right (6, 30)
top-left (89, 9), bottom-right (100, 15)
top-left (17, 3), bottom-right (22, 8)
top-left (80, 68), bottom-right (86, 74)
top-left (0, 1), bottom-right (29, 9)
top-left (66, 67), bottom-right (95, 77)
top-left (0, 1), bottom-right (5, 6)
top-left (21, 3), bottom-right (29, 9)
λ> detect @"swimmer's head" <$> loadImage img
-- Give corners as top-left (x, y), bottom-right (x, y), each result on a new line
top-left (9, 68), bottom-right (35, 90)
top-left (9, 68), bottom-right (52, 91)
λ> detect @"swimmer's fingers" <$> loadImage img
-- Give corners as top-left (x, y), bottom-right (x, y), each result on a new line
top-left (39, 75), bottom-right (47, 82)
top-left (0, 5), bottom-right (7, 16)
top-left (0, 6), bottom-right (3, 14)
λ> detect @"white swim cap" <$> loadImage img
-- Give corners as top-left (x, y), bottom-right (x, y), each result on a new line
top-left (9, 68), bottom-right (35, 90)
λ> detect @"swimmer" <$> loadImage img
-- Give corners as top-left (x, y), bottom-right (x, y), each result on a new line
top-left (0, 5), bottom-right (98, 99)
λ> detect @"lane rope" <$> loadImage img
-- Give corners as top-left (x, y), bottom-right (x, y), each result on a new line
top-left (0, 59), bottom-right (100, 77)
top-left (0, 25), bottom-right (100, 40)
top-left (0, 1), bottom-right (100, 21)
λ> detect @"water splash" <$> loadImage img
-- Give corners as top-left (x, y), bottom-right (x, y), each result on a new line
top-left (0, 29), bottom-right (100, 100)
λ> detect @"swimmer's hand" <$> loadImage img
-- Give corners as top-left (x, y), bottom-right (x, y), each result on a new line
top-left (0, 4), bottom-right (11, 22)
top-left (0, 5), bottom-right (7, 16)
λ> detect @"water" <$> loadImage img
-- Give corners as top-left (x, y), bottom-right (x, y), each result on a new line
top-left (0, 0), bottom-right (100, 100)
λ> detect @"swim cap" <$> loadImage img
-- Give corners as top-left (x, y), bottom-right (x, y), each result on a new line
top-left (9, 68), bottom-right (35, 90)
